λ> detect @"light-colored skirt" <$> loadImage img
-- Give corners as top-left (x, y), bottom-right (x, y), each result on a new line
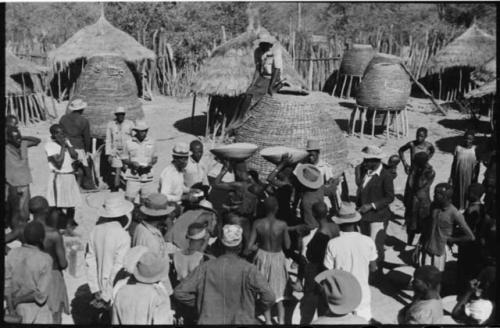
top-left (46, 172), bottom-right (81, 207)
top-left (254, 249), bottom-right (288, 302)
top-left (47, 269), bottom-right (69, 314)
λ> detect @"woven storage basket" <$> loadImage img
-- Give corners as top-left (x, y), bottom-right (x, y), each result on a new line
top-left (356, 62), bottom-right (411, 111)
top-left (339, 44), bottom-right (375, 76)
top-left (235, 92), bottom-right (349, 177)
top-left (68, 55), bottom-right (144, 139)
top-left (364, 53), bottom-right (402, 76)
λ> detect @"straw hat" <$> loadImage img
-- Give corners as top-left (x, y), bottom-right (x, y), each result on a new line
top-left (221, 224), bottom-right (243, 247)
top-left (306, 140), bottom-right (321, 151)
top-left (173, 142), bottom-right (190, 157)
top-left (114, 106), bottom-right (126, 114)
top-left (293, 163), bottom-right (323, 190)
top-left (100, 195), bottom-right (134, 219)
top-left (315, 269), bottom-right (362, 315)
top-left (133, 120), bottom-right (149, 131)
top-left (140, 193), bottom-right (175, 217)
top-left (361, 145), bottom-right (386, 159)
top-left (198, 199), bottom-right (214, 211)
top-left (68, 99), bottom-right (87, 111)
top-left (132, 252), bottom-right (169, 284)
top-left (255, 32), bottom-right (277, 45)
top-left (332, 202), bottom-right (362, 224)
top-left (186, 223), bottom-right (207, 240)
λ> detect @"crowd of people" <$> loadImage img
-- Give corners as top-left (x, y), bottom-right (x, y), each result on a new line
top-left (4, 98), bottom-right (497, 325)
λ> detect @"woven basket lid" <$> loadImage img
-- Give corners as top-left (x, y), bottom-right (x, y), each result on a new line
top-left (364, 53), bottom-right (402, 76)
top-left (235, 92), bottom-right (349, 177)
top-left (339, 44), bottom-right (375, 76)
top-left (356, 62), bottom-right (411, 111)
top-left (68, 55), bottom-right (144, 139)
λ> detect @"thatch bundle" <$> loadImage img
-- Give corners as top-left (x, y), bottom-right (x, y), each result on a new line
top-left (471, 57), bottom-right (496, 85)
top-left (364, 53), bottom-right (402, 76)
top-left (235, 92), bottom-right (348, 177)
top-left (48, 15), bottom-right (155, 71)
top-left (339, 44), bottom-right (375, 76)
top-left (6, 49), bottom-right (47, 76)
top-left (69, 55), bottom-right (144, 139)
top-left (192, 27), bottom-right (305, 97)
top-left (356, 63), bottom-right (411, 110)
top-left (5, 76), bottom-right (23, 94)
top-left (427, 24), bottom-right (496, 74)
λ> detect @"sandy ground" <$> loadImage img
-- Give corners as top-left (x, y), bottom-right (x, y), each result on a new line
top-left (15, 93), bottom-right (489, 324)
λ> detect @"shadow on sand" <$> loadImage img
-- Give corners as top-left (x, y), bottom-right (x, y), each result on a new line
top-left (174, 114), bottom-right (207, 136)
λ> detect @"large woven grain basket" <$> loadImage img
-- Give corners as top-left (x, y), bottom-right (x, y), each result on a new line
top-left (339, 44), bottom-right (375, 76)
top-left (356, 62), bottom-right (411, 111)
top-left (68, 55), bottom-right (144, 139)
top-left (235, 92), bottom-right (349, 177)
top-left (364, 53), bottom-right (402, 76)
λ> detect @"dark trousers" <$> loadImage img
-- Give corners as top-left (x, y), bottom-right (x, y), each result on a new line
top-left (300, 262), bottom-right (327, 324)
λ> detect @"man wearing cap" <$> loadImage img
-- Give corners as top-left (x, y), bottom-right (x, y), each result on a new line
top-left (159, 142), bottom-right (193, 204)
top-left (5, 125), bottom-right (41, 238)
top-left (112, 251), bottom-right (173, 324)
top-left (59, 99), bottom-right (95, 189)
top-left (184, 139), bottom-right (210, 189)
top-left (356, 145), bottom-right (395, 272)
top-left (174, 224), bottom-right (275, 324)
top-left (122, 120), bottom-right (157, 204)
top-left (312, 269), bottom-right (368, 324)
top-left (5, 221), bottom-right (54, 324)
top-left (85, 195), bottom-right (133, 305)
top-left (105, 106), bottom-right (135, 191)
top-left (323, 202), bottom-right (378, 322)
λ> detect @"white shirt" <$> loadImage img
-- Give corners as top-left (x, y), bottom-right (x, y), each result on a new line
top-left (184, 156), bottom-right (209, 188)
top-left (323, 231), bottom-right (377, 320)
top-left (159, 163), bottom-right (190, 203)
top-left (315, 159), bottom-right (334, 182)
top-left (85, 221), bottom-right (131, 303)
top-left (362, 163), bottom-right (383, 188)
top-left (301, 227), bottom-right (318, 258)
top-left (45, 140), bottom-right (75, 173)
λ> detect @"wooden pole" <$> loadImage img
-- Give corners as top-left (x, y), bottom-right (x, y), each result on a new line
top-left (191, 94), bottom-right (197, 132)
top-left (400, 63), bottom-right (447, 115)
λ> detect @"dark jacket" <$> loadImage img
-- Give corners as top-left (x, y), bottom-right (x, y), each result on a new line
top-left (59, 112), bottom-right (91, 151)
top-left (356, 165), bottom-right (395, 223)
top-left (174, 252), bottom-right (275, 324)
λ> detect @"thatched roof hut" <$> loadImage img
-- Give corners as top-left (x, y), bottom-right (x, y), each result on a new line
top-left (5, 76), bottom-right (23, 95)
top-left (192, 27), bottom-right (305, 97)
top-left (6, 49), bottom-right (47, 76)
top-left (47, 15), bottom-right (155, 70)
top-left (427, 24), bottom-right (496, 74)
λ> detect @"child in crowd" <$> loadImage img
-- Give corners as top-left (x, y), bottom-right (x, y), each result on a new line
top-left (399, 127), bottom-right (435, 175)
top-left (398, 265), bottom-right (444, 324)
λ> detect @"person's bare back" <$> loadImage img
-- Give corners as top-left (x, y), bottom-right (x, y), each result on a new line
top-left (255, 216), bottom-right (289, 253)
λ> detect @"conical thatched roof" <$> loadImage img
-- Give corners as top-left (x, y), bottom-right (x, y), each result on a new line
top-left (5, 76), bottom-right (23, 94)
top-left (465, 80), bottom-right (496, 98)
top-left (192, 27), bottom-right (306, 97)
top-left (5, 49), bottom-right (47, 76)
top-left (471, 57), bottom-right (496, 85)
top-left (427, 24), bottom-right (496, 73)
top-left (48, 15), bottom-right (155, 70)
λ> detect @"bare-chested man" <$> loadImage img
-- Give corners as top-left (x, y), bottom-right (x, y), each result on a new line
top-left (247, 196), bottom-right (290, 324)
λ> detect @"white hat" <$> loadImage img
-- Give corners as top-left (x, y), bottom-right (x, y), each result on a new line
top-left (293, 163), bottom-right (324, 189)
top-left (361, 145), bottom-right (386, 159)
top-left (133, 120), bottom-right (149, 131)
top-left (332, 202), bottom-right (362, 224)
top-left (221, 224), bottom-right (243, 247)
top-left (173, 142), bottom-right (190, 157)
top-left (465, 299), bottom-right (493, 324)
top-left (68, 99), bottom-right (87, 111)
top-left (100, 195), bottom-right (134, 219)
top-left (255, 32), bottom-right (277, 45)
top-left (114, 106), bottom-right (126, 114)
top-left (199, 199), bottom-right (214, 211)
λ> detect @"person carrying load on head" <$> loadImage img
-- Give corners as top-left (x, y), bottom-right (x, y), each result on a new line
top-left (105, 106), bottom-right (135, 192)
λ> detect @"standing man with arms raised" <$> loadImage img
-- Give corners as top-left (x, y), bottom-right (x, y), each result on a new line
top-left (105, 106), bottom-right (135, 191)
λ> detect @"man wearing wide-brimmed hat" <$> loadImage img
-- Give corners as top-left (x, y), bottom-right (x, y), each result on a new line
top-left (86, 194), bottom-right (133, 305)
top-left (112, 251), bottom-right (173, 324)
top-left (59, 99), bottom-right (96, 190)
top-left (174, 224), bottom-right (275, 324)
top-left (105, 106), bottom-right (135, 191)
top-left (122, 120), bottom-right (157, 204)
top-left (312, 269), bottom-right (368, 324)
top-left (323, 201), bottom-right (378, 322)
top-left (293, 163), bottom-right (326, 229)
top-left (159, 142), bottom-right (195, 204)
top-left (356, 145), bottom-right (394, 273)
